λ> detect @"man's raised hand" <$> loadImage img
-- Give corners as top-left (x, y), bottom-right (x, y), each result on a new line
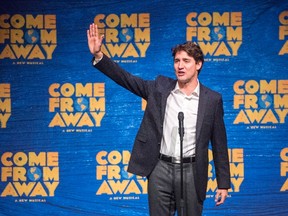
top-left (87, 23), bottom-right (104, 58)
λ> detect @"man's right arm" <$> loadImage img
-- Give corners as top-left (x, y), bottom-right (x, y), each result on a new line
top-left (93, 53), bottom-right (151, 100)
top-left (87, 23), bottom-right (153, 100)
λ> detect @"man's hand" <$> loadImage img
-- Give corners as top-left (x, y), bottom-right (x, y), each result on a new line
top-left (87, 23), bottom-right (104, 58)
top-left (215, 189), bottom-right (228, 206)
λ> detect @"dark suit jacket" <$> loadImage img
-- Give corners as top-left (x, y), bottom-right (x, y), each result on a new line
top-left (94, 54), bottom-right (231, 202)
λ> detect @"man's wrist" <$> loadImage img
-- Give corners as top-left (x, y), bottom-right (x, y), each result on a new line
top-left (92, 52), bottom-right (103, 65)
top-left (94, 50), bottom-right (103, 58)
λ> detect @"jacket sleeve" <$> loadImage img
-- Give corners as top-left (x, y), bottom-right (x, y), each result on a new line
top-left (93, 54), bottom-right (153, 100)
top-left (211, 96), bottom-right (231, 189)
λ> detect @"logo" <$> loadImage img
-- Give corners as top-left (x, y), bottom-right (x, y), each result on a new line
top-left (96, 150), bottom-right (147, 200)
top-left (0, 14), bottom-right (57, 65)
top-left (0, 152), bottom-right (59, 202)
top-left (206, 148), bottom-right (243, 198)
top-left (94, 13), bottom-right (150, 63)
top-left (279, 11), bottom-right (288, 55)
top-left (48, 83), bottom-right (105, 132)
top-left (233, 80), bottom-right (288, 129)
top-left (186, 12), bottom-right (242, 61)
top-left (280, 148), bottom-right (288, 191)
top-left (0, 83), bottom-right (11, 128)
top-left (141, 99), bottom-right (147, 111)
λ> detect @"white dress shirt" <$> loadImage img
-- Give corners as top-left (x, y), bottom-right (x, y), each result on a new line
top-left (160, 81), bottom-right (200, 157)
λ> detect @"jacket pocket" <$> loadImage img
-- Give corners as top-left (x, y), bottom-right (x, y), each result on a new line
top-left (136, 133), bottom-right (147, 143)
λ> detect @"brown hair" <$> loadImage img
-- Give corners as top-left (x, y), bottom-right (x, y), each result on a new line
top-left (172, 41), bottom-right (204, 74)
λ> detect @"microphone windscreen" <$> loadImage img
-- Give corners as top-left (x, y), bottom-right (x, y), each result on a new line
top-left (178, 112), bottom-right (184, 121)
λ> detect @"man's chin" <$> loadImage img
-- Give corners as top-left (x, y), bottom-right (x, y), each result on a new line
top-left (177, 78), bottom-right (188, 84)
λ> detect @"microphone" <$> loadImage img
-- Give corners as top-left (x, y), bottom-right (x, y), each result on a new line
top-left (178, 112), bottom-right (184, 141)
top-left (178, 112), bottom-right (185, 216)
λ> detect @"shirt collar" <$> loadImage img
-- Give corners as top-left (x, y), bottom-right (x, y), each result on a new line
top-left (173, 80), bottom-right (200, 97)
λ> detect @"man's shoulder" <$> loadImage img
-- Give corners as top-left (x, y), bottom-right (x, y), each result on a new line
top-left (154, 75), bottom-right (177, 91)
top-left (155, 75), bottom-right (175, 82)
top-left (200, 83), bottom-right (222, 98)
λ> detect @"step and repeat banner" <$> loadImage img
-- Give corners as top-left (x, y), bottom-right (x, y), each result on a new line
top-left (1, 0), bottom-right (288, 215)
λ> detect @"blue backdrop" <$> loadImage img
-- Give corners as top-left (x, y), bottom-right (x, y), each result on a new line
top-left (1, 0), bottom-right (288, 215)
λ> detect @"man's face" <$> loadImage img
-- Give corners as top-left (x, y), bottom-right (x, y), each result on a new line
top-left (174, 50), bottom-right (202, 85)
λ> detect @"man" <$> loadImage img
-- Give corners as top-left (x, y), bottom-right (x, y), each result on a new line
top-left (87, 23), bottom-right (230, 216)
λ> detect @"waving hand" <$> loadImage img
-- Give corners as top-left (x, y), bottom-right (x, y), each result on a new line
top-left (87, 23), bottom-right (104, 58)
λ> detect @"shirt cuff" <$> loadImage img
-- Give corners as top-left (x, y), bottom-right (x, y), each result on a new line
top-left (92, 55), bottom-right (103, 66)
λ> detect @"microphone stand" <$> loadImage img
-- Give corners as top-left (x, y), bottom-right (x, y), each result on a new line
top-left (178, 112), bottom-right (184, 216)
top-left (180, 130), bottom-right (184, 216)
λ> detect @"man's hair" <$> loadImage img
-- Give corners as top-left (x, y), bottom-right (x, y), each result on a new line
top-left (171, 41), bottom-right (204, 75)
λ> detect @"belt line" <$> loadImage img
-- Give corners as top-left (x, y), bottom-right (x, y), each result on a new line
top-left (159, 153), bottom-right (195, 164)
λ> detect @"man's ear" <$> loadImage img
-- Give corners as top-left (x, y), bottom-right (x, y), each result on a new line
top-left (196, 61), bottom-right (202, 71)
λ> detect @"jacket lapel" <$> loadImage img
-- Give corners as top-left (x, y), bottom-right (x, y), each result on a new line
top-left (196, 84), bottom-right (208, 141)
top-left (159, 80), bottom-right (208, 137)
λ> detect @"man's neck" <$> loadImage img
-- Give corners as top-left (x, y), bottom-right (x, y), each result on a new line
top-left (178, 79), bottom-right (199, 96)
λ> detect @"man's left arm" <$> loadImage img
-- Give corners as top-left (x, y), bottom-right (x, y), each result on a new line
top-left (212, 96), bottom-right (231, 205)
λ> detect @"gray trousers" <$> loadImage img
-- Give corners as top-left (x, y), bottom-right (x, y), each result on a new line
top-left (148, 159), bottom-right (203, 216)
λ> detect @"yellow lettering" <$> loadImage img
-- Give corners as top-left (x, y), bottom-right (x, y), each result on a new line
top-left (0, 113), bottom-right (11, 128)
top-left (41, 45), bottom-right (56, 59)
top-left (0, 44), bottom-right (16, 59)
top-left (206, 178), bottom-right (217, 192)
top-left (230, 163), bottom-right (244, 177)
top-left (77, 112), bottom-right (94, 127)
top-left (27, 45), bottom-right (45, 59)
top-left (261, 109), bottom-right (279, 124)
top-left (230, 177), bottom-right (244, 192)
top-left (90, 98), bottom-right (105, 112)
top-left (96, 180), bottom-right (113, 195)
top-left (43, 167), bottom-right (59, 181)
top-left (1, 182), bottom-right (18, 197)
top-left (48, 113), bottom-right (66, 127)
top-left (90, 112), bottom-right (105, 127)
top-left (137, 179), bottom-right (148, 194)
top-left (233, 110), bottom-right (250, 124)
top-left (227, 41), bottom-right (242, 55)
top-left (29, 182), bottom-right (47, 197)
top-left (280, 179), bottom-right (288, 191)
top-left (279, 40), bottom-right (288, 55)
top-left (96, 165), bottom-right (107, 180)
top-left (124, 180), bottom-right (141, 194)
top-left (44, 182), bottom-right (59, 196)
top-left (281, 162), bottom-right (288, 176)
top-left (213, 41), bottom-right (230, 56)
top-left (135, 43), bottom-right (150, 57)
top-left (14, 182), bottom-right (35, 196)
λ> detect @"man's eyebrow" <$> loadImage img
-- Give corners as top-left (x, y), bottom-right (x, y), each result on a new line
top-left (174, 57), bottom-right (191, 61)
